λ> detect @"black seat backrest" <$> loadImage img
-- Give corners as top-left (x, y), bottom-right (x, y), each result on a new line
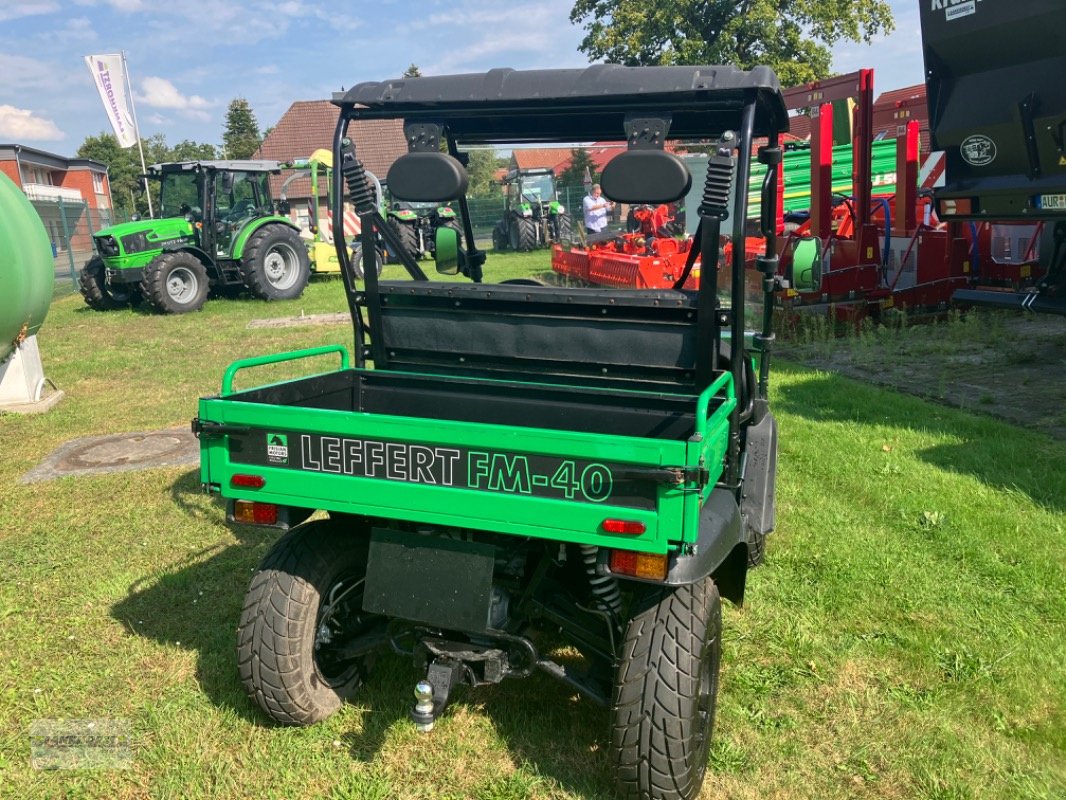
top-left (600, 150), bottom-right (692, 205)
top-left (387, 152), bottom-right (468, 202)
top-left (373, 281), bottom-right (701, 388)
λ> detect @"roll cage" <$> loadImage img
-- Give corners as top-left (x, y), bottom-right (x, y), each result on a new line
top-left (329, 64), bottom-right (789, 486)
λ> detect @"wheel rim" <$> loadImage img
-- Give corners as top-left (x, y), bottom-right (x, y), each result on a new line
top-left (263, 242), bottom-right (300, 290)
top-left (166, 266), bottom-right (199, 304)
top-left (314, 573), bottom-right (378, 683)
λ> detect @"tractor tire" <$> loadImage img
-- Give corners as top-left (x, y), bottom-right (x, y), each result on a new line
top-left (240, 225), bottom-right (311, 301)
top-left (508, 216), bottom-right (537, 252)
top-left (428, 221), bottom-right (462, 257)
top-left (237, 519), bottom-right (381, 726)
top-left (78, 256), bottom-right (132, 311)
top-left (140, 251), bottom-right (209, 314)
top-left (388, 218), bottom-right (420, 263)
top-left (351, 242), bottom-right (384, 280)
top-left (612, 577), bottom-right (721, 800)
top-left (554, 212), bottom-right (573, 244)
top-left (492, 221), bottom-right (510, 251)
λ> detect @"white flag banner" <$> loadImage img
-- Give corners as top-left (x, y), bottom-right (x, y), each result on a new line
top-left (84, 54), bottom-right (137, 148)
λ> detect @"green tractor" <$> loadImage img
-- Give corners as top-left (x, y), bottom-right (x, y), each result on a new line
top-left (491, 167), bottom-right (571, 251)
top-left (386, 200), bottom-right (461, 262)
top-left (79, 160), bottom-right (311, 314)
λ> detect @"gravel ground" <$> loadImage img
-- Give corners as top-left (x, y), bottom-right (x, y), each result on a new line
top-left (779, 311), bottom-right (1066, 440)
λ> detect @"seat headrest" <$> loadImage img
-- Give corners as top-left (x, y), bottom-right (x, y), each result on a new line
top-left (387, 152), bottom-right (468, 202)
top-left (600, 150), bottom-right (691, 205)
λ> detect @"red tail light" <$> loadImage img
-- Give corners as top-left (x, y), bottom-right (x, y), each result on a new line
top-left (602, 519), bottom-right (646, 535)
top-left (231, 474), bottom-right (265, 489)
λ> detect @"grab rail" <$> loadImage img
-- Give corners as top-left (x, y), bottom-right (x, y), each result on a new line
top-left (694, 371), bottom-right (735, 441)
top-left (221, 345), bottom-right (350, 396)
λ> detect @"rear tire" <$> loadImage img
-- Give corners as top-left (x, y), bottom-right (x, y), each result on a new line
top-left (388, 218), bottom-right (419, 263)
top-left (240, 225), bottom-right (311, 300)
top-left (350, 242), bottom-right (383, 279)
top-left (612, 578), bottom-right (721, 800)
top-left (553, 212), bottom-right (573, 244)
top-left (509, 216), bottom-right (536, 251)
top-left (78, 256), bottom-right (131, 311)
top-left (141, 251), bottom-right (209, 314)
top-left (237, 519), bottom-right (380, 726)
top-left (492, 220), bottom-right (510, 251)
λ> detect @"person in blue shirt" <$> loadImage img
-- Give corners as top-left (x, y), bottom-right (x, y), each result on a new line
top-left (582, 184), bottom-right (613, 234)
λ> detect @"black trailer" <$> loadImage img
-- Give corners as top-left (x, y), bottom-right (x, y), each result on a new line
top-left (921, 0), bottom-right (1066, 313)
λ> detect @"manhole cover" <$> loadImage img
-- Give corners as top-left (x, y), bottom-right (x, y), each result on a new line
top-left (20, 428), bottom-right (199, 484)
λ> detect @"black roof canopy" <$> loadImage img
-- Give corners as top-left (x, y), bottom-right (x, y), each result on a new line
top-left (334, 65), bottom-right (788, 144)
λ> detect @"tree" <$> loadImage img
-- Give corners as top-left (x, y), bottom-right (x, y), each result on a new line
top-left (223, 97), bottom-right (261, 159)
top-left (170, 139), bottom-right (218, 161)
top-left (403, 64), bottom-right (422, 78)
top-left (569, 0), bottom-right (894, 86)
top-left (77, 132), bottom-right (219, 216)
top-left (464, 149), bottom-right (500, 197)
top-left (557, 148), bottom-right (598, 193)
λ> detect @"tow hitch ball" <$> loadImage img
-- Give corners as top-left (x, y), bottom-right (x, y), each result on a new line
top-left (410, 658), bottom-right (462, 733)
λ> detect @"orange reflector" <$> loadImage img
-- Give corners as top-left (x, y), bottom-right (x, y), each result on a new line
top-left (602, 519), bottom-right (646, 535)
top-left (609, 550), bottom-right (669, 581)
top-left (234, 499), bottom-right (277, 525)
top-left (940, 197), bottom-right (973, 216)
top-left (231, 474), bottom-right (265, 489)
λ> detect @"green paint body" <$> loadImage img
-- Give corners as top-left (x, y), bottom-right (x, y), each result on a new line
top-left (198, 349), bottom-right (735, 555)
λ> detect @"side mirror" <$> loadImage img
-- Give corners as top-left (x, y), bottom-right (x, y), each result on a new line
top-left (220, 172), bottom-right (234, 193)
top-left (790, 237), bottom-right (822, 293)
top-left (434, 225), bottom-right (464, 275)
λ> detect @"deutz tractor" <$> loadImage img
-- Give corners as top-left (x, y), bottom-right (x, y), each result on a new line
top-left (491, 167), bottom-right (571, 251)
top-left (386, 200), bottom-right (461, 262)
top-left (79, 160), bottom-right (311, 314)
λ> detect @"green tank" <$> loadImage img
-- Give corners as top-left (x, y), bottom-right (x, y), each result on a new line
top-left (0, 173), bottom-right (54, 362)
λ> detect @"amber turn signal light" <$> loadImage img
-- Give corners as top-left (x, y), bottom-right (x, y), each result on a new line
top-left (233, 499), bottom-right (278, 525)
top-left (609, 549), bottom-right (669, 581)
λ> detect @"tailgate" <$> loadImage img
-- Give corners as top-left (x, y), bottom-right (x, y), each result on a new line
top-left (197, 373), bottom-right (733, 555)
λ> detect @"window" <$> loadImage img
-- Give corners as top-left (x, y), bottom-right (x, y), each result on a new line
top-left (92, 172), bottom-right (104, 193)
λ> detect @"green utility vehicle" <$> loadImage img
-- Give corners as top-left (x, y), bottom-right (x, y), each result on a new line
top-left (386, 200), bottom-right (461, 262)
top-left (80, 160), bottom-right (310, 313)
top-left (492, 167), bottom-right (571, 250)
top-left (194, 65), bottom-right (787, 800)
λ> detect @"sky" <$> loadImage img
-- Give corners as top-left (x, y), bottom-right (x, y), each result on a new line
top-left (0, 0), bottom-right (924, 155)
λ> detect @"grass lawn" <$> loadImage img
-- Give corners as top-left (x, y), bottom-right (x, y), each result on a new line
top-left (2, 251), bottom-right (1064, 799)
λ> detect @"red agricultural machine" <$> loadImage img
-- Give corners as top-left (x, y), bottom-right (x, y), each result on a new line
top-left (551, 58), bottom-right (1052, 320)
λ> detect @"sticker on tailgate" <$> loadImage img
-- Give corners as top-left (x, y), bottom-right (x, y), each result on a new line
top-left (228, 429), bottom-right (659, 509)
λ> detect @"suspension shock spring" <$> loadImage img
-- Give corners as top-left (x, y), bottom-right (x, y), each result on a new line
top-left (580, 545), bottom-right (622, 617)
top-left (341, 148), bottom-right (377, 215)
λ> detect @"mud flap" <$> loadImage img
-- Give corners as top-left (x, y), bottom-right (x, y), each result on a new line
top-left (742, 410), bottom-right (778, 538)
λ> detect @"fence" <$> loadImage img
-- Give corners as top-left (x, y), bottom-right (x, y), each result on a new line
top-left (463, 187), bottom-right (608, 241)
top-left (34, 198), bottom-right (138, 298)
top-left (41, 188), bottom-right (597, 299)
